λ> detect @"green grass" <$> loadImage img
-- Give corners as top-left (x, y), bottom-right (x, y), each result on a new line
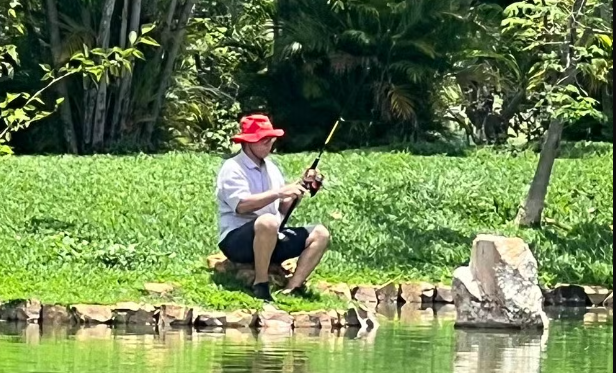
top-left (0, 141), bottom-right (612, 311)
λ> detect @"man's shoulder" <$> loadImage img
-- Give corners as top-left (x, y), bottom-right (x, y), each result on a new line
top-left (217, 154), bottom-right (245, 178)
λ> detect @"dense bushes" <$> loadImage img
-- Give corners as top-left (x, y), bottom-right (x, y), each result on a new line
top-left (0, 143), bottom-right (612, 308)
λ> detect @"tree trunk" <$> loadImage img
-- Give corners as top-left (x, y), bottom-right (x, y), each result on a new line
top-left (91, 0), bottom-right (116, 151)
top-left (118, 0), bottom-right (142, 136)
top-left (515, 0), bottom-right (586, 227)
top-left (144, 0), bottom-right (196, 147)
top-left (44, 0), bottom-right (79, 154)
top-left (80, 7), bottom-right (92, 148)
top-left (153, 0), bottom-right (178, 64)
top-left (109, 0), bottom-right (129, 141)
top-left (514, 119), bottom-right (564, 227)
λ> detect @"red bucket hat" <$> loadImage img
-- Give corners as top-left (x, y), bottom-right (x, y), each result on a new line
top-left (231, 114), bottom-right (285, 143)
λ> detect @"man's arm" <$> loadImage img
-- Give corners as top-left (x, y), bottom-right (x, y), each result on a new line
top-left (220, 168), bottom-right (281, 215)
top-left (279, 195), bottom-right (300, 216)
top-left (236, 190), bottom-right (281, 214)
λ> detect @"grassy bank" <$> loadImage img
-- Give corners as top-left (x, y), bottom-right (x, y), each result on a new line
top-left (0, 142), bottom-right (612, 311)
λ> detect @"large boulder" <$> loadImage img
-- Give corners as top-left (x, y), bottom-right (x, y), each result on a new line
top-left (452, 234), bottom-right (549, 330)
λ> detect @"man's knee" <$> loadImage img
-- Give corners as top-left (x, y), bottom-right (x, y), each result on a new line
top-left (254, 214), bottom-right (279, 235)
top-left (311, 224), bottom-right (330, 246)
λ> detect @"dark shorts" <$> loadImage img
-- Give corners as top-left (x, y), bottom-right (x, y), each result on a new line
top-left (218, 219), bottom-right (315, 264)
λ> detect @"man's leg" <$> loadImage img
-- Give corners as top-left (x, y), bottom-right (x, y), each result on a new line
top-left (218, 214), bottom-right (280, 301)
top-left (284, 224), bottom-right (330, 290)
top-left (252, 213), bottom-right (280, 286)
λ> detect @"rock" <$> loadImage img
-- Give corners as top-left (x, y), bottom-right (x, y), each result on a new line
top-left (281, 258), bottom-right (298, 274)
top-left (291, 310), bottom-right (333, 328)
top-left (159, 304), bottom-right (192, 326)
top-left (206, 253), bottom-right (295, 288)
top-left (544, 284), bottom-right (589, 305)
top-left (583, 308), bottom-right (610, 325)
top-left (344, 304), bottom-right (379, 329)
top-left (206, 252), bottom-right (228, 269)
top-left (399, 282), bottom-right (434, 303)
top-left (434, 285), bottom-right (454, 303)
top-left (258, 304), bottom-right (293, 331)
top-left (452, 234), bottom-right (548, 330)
top-left (315, 282), bottom-right (353, 301)
top-left (352, 285), bottom-right (378, 305)
top-left (71, 304), bottom-right (113, 324)
top-left (225, 309), bottom-right (258, 328)
top-left (144, 283), bottom-right (174, 296)
top-left (193, 310), bottom-right (227, 327)
top-left (0, 299), bottom-right (41, 322)
top-left (375, 281), bottom-right (399, 303)
top-left (582, 286), bottom-right (610, 306)
top-left (315, 310), bottom-right (335, 329)
top-left (290, 311), bottom-right (322, 328)
top-left (41, 304), bottom-right (71, 324)
top-left (603, 292), bottom-right (613, 308)
top-left (112, 303), bottom-right (156, 325)
top-left (332, 309), bottom-right (346, 328)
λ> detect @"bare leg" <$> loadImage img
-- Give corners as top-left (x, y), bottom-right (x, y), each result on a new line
top-left (253, 214), bottom-right (279, 285)
top-left (285, 224), bottom-right (330, 290)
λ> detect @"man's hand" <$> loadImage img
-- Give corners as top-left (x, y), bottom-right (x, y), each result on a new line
top-left (301, 168), bottom-right (324, 193)
top-left (277, 183), bottom-right (308, 200)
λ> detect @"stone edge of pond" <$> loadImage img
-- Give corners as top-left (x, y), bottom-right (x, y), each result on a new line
top-left (0, 299), bottom-right (382, 330)
top-left (0, 281), bottom-right (612, 329)
top-left (205, 253), bottom-right (614, 309)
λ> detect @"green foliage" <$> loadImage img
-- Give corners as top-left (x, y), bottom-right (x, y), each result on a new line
top-left (0, 145), bottom-right (611, 309)
top-left (264, 0), bottom-right (502, 151)
top-left (163, 0), bottom-right (275, 153)
top-left (1, 23), bottom-right (161, 156)
top-left (502, 0), bottom-right (613, 127)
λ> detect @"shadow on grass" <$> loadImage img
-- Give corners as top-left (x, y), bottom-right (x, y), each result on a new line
top-left (210, 271), bottom-right (256, 299)
top-left (341, 187), bottom-right (473, 273)
top-left (555, 141), bottom-right (613, 159)
top-left (513, 140), bottom-right (613, 159)
top-left (338, 140), bottom-right (471, 158)
top-left (342, 183), bottom-right (612, 287)
top-left (528, 221), bottom-right (613, 286)
top-left (26, 217), bottom-right (76, 234)
top-left (209, 270), bottom-right (336, 308)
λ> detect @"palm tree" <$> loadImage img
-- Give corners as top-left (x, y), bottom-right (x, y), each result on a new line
top-left (266, 0), bottom-right (505, 148)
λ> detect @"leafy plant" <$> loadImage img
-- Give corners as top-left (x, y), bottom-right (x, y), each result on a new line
top-left (1, 24), bottom-right (160, 156)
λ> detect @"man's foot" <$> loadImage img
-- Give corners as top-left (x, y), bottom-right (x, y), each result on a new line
top-left (252, 282), bottom-right (274, 302)
top-left (277, 284), bottom-right (311, 298)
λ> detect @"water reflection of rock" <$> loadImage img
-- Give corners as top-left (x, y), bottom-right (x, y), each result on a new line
top-left (453, 329), bottom-right (546, 373)
top-left (0, 320), bottom-right (379, 373)
top-left (374, 302), bottom-right (458, 325)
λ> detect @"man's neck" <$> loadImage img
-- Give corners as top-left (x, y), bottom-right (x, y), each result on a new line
top-left (242, 148), bottom-right (264, 167)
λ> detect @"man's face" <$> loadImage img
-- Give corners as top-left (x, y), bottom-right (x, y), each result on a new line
top-left (248, 136), bottom-right (277, 159)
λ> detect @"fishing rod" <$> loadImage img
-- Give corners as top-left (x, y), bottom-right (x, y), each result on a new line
top-left (279, 118), bottom-right (342, 231)
top-left (278, 66), bottom-right (371, 232)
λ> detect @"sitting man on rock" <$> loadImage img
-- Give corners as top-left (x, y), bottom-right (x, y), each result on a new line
top-left (215, 114), bottom-right (331, 302)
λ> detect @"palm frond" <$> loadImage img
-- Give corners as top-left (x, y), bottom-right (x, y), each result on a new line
top-left (388, 84), bottom-right (415, 121)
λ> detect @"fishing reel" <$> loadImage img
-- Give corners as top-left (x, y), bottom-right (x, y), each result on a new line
top-left (301, 168), bottom-right (324, 197)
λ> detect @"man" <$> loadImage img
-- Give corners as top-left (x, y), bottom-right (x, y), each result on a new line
top-left (215, 114), bottom-right (330, 302)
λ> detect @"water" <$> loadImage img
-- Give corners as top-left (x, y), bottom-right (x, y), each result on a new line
top-left (0, 306), bottom-right (612, 373)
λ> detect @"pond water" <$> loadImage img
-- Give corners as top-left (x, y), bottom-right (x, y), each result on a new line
top-left (0, 305), bottom-right (612, 373)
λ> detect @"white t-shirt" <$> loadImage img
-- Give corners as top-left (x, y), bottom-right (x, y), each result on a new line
top-left (215, 150), bottom-right (286, 243)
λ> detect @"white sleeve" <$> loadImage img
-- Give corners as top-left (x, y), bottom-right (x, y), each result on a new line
top-left (218, 166), bottom-right (250, 213)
